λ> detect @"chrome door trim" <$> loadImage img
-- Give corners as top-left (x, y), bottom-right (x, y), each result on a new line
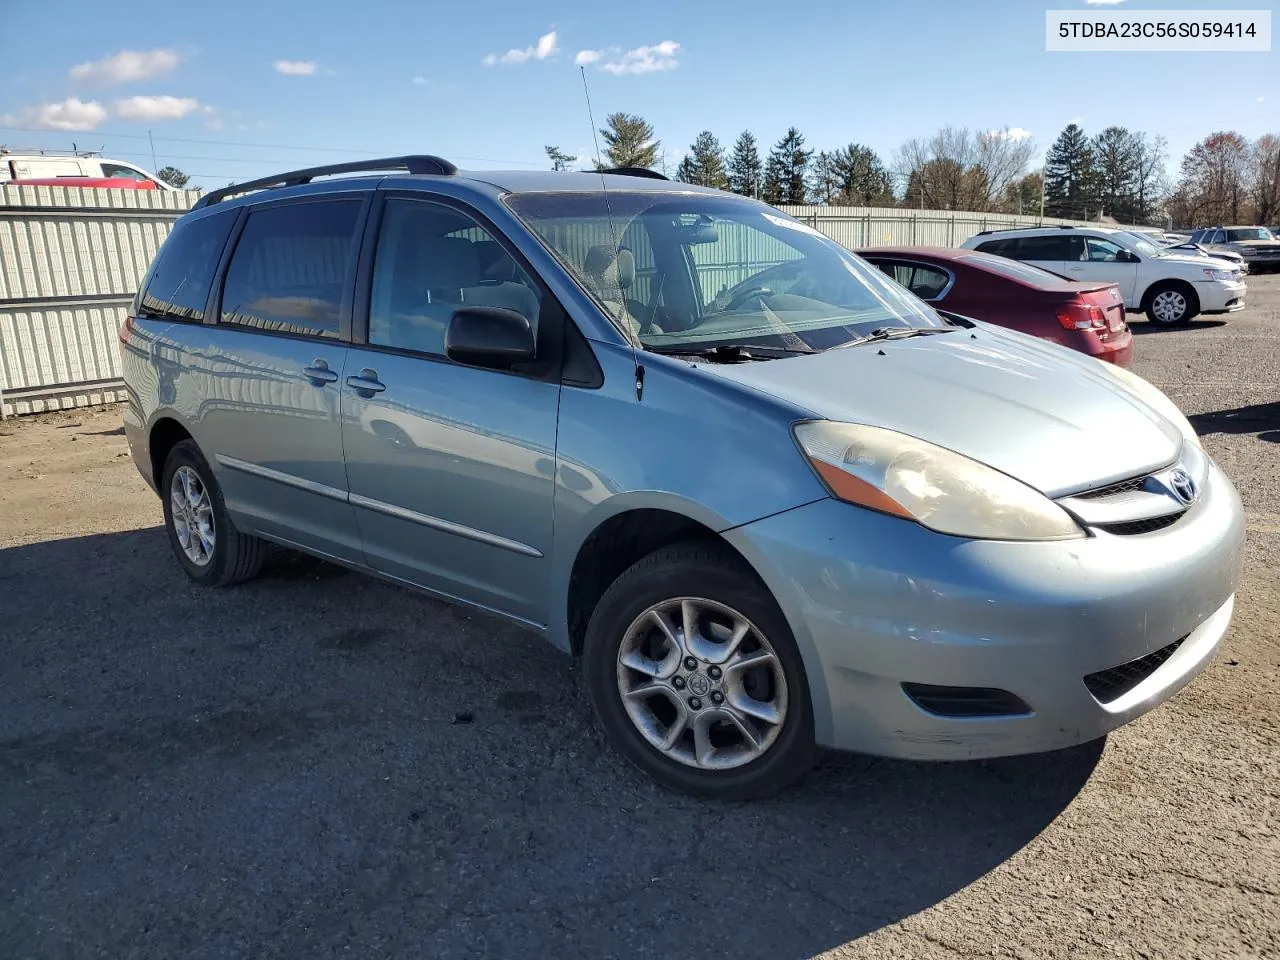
top-left (348, 493), bottom-right (544, 558)
top-left (215, 454), bottom-right (349, 503)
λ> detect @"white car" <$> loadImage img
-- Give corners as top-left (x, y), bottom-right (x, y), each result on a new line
top-left (0, 152), bottom-right (173, 189)
top-left (962, 226), bottom-right (1246, 326)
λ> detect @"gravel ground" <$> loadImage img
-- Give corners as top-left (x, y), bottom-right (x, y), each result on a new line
top-left (2, 280), bottom-right (1278, 960)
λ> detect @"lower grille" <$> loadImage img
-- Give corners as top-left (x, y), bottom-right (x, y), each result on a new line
top-left (902, 683), bottom-right (1031, 718)
top-left (1095, 512), bottom-right (1184, 536)
top-left (1083, 636), bottom-right (1187, 704)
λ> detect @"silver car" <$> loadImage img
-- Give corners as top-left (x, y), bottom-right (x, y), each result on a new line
top-left (120, 157), bottom-right (1245, 799)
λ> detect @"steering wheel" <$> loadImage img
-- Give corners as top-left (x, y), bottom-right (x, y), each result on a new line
top-left (722, 286), bottom-right (773, 312)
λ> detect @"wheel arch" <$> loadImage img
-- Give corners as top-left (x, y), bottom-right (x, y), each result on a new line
top-left (1140, 277), bottom-right (1200, 315)
top-left (562, 500), bottom-right (769, 659)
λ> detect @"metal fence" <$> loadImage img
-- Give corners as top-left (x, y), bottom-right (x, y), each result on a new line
top-left (0, 184), bottom-right (199, 416)
top-left (777, 204), bottom-right (1109, 248)
top-left (0, 188), bottom-right (1114, 417)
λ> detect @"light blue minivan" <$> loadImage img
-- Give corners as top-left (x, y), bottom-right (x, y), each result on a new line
top-left (121, 157), bottom-right (1244, 798)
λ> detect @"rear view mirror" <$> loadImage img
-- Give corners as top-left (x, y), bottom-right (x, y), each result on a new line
top-left (445, 306), bottom-right (535, 369)
top-left (676, 214), bottom-right (719, 245)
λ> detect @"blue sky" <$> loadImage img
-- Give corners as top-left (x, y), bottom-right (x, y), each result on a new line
top-left (1, 0), bottom-right (1275, 189)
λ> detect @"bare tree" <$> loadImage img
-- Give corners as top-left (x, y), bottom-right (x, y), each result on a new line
top-left (1252, 134), bottom-right (1280, 224)
top-left (895, 126), bottom-right (1032, 212)
top-left (1172, 132), bottom-right (1252, 226)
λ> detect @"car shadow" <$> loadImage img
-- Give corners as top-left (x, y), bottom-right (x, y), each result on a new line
top-left (1189, 402), bottom-right (1280, 444)
top-left (1, 529), bottom-right (1102, 959)
top-left (1128, 318), bottom-right (1229, 334)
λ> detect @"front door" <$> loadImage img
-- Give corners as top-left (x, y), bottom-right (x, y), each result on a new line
top-left (340, 196), bottom-right (560, 624)
top-left (199, 195), bottom-right (368, 563)
top-left (1063, 235), bottom-right (1141, 304)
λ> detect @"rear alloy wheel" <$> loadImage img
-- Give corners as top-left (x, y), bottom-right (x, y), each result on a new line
top-left (161, 440), bottom-right (266, 587)
top-left (584, 544), bottom-right (816, 799)
top-left (1145, 283), bottom-right (1198, 326)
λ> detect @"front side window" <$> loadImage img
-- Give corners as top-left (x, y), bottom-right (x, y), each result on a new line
top-left (506, 191), bottom-right (940, 352)
top-left (100, 163), bottom-right (152, 183)
top-left (1084, 237), bottom-right (1126, 262)
top-left (368, 199), bottom-right (541, 357)
top-left (139, 211), bottom-right (236, 322)
top-left (219, 200), bottom-right (362, 339)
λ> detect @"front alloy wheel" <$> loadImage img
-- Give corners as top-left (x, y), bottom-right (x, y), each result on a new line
top-left (617, 598), bottom-right (788, 770)
top-left (584, 544), bottom-right (816, 799)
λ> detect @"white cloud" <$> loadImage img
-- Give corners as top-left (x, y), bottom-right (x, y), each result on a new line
top-left (1259, 96), bottom-right (1266, 103)
top-left (70, 49), bottom-right (178, 85)
top-left (1084, 0), bottom-right (1125, 5)
top-left (114, 95), bottom-right (199, 121)
top-left (585, 41), bottom-right (680, 76)
top-left (274, 60), bottom-right (319, 76)
top-left (988, 126), bottom-right (1032, 142)
top-left (412, 75), bottom-right (427, 84)
top-left (483, 30), bottom-right (559, 66)
top-left (2, 97), bottom-right (107, 131)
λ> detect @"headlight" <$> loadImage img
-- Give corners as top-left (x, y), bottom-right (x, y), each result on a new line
top-left (793, 421), bottom-right (1084, 541)
top-left (1203, 268), bottom-right (1235, 281)
top-left (1101, 363), bottom-right (1201, 448)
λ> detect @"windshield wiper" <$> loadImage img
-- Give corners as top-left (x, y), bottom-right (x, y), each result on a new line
top-left (646, 342), bottom-right (814, 361)
top-left (831, 326), bottom-right (955, 350)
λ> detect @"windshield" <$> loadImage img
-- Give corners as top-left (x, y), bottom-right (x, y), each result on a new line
top-left (1121, 233), bottom-right (1165, 258)
top-left (1225, 227), bottom-right (1274, 242)
top-left (504, 191), bottom-right (942, 352)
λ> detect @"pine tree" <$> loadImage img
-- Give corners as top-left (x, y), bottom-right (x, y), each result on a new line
top-left (1092, 126), bottom-right (1139, 222)
top-left (727, 131), bottom-right (762, 198)
top-left (764, 128), bottom-right (811, 204)
top-left (809, 151), bottom-right (841, 204)
top-left (545, 146), bottom-right (577, 171)
top-left (598, 113), bottom-right (659, 169)
top-left (1044, 124), bottom-right (1098, 219)
top-left (676, 131), bottom-right (729, 189)
top-left (832, 144), bottom-right (895, 205)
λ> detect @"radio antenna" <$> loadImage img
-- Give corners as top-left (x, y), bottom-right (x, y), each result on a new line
top-left (580, 67), bottom-right (620, 262)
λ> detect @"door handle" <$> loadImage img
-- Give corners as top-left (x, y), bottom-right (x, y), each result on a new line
top-left (303, 360), bottom-right (339, 385)
top-left (345, 368), bottom-right (386, 396)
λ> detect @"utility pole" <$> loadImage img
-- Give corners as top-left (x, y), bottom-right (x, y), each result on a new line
top-left (148, 130), bottom-right (158, 173)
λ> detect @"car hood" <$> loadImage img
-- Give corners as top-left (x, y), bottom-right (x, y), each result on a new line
top-left (694, 325), bottom-right (1182, 497)
top-left (1160, 253), bottom-right (1236, 270)
top-left (1233, 239), bottom-right (1280, 250)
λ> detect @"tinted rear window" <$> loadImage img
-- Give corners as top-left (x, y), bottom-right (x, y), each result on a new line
top-left (140, 211), bottom-right (236, 321)
top-left (219, 200), bottom-right (362, 339)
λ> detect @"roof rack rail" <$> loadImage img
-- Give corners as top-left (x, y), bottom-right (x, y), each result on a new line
top-left (599, 166), bottom-right (669, 181)
top-left (194, 155), bottom-right (457, 209)
top-left (975, 224), bottom-right (1078, 237)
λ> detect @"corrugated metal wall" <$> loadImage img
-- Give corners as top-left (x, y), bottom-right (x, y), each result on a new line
top-left (0, 185), bottom-right (1115, 418)
top-left (0, 185), bottom-right (198, 416)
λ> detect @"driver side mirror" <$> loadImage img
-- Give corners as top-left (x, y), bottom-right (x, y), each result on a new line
top-left (1116, 250), bottom-right (1139, 263)
top-left (445, 306), bottom-right (535, 370)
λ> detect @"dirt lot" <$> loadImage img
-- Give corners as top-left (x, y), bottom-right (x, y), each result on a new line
top-left (3, 282), bottom-right (1278, 960)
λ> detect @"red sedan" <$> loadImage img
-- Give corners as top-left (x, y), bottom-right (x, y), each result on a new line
top-left (858, 246), bottom-right (1133, 367)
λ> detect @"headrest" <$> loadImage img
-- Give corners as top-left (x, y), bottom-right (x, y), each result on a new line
top-left (416, 237), bottom-right (480, 288)
top-left (583, 244), bottom-right (633, 292)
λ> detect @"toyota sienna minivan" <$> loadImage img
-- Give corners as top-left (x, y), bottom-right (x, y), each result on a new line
top-left (120, 157), bottom-right (1245, 799)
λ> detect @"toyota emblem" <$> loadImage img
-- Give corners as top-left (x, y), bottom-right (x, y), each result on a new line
top-left (1169, 469), bottom-right (1197, 505)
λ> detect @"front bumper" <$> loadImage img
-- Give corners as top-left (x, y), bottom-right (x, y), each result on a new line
top-left (725, 459), bottom-right (1245, 760)
top-left (1197, 279), bottom-right (1247, 313)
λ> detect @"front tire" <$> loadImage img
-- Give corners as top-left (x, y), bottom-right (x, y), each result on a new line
top-left (160, 439), bottom-right (265, 587)
top-left (583, 543), bottom-right (816, 800)
top-left (1145, 282), bottom-right (1199, 326)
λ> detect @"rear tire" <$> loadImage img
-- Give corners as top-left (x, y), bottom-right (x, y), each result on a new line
top-left (1144, 282), bottom-right (1198, 326)
top-left (161, 439), bottom-right (266, 587)
top-left (583, 542), bottom-right (817, 800)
